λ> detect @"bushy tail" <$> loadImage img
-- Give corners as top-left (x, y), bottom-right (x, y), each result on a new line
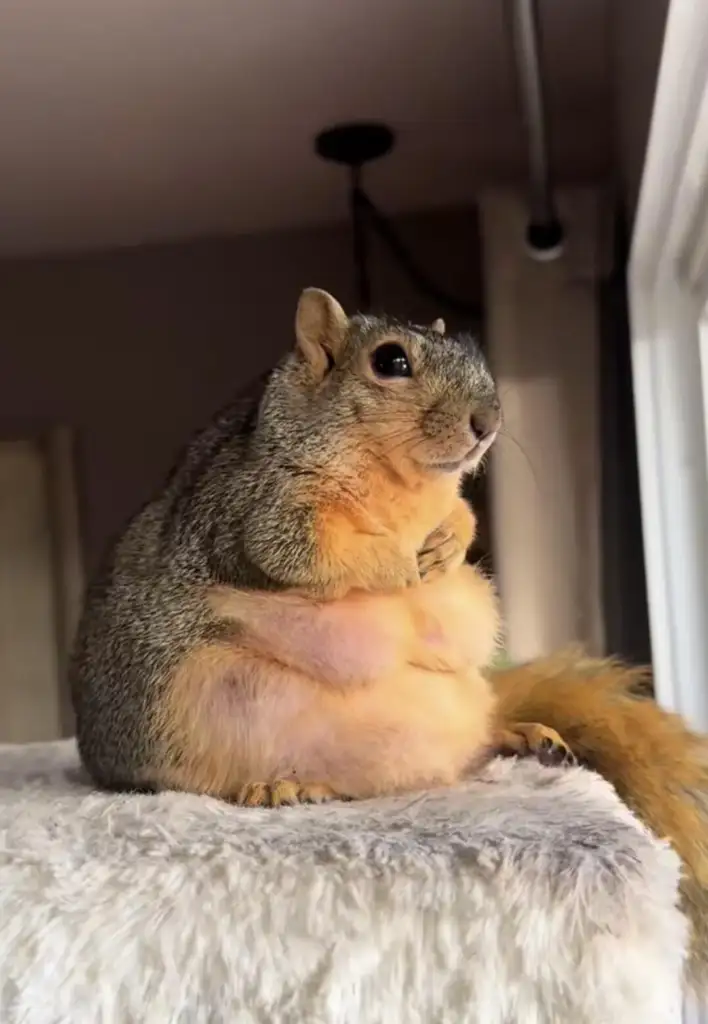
top-left (490, 650), bottom-right (708, 992)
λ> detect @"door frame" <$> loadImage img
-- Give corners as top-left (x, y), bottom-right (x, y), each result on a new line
top-left (45, 427), bottom-right (85, 736)
top-left (630, 0), bottom-right (708, 728)
top-left (629, 4), bottom-right (708, 1019)
top-left (0, 425), bottom-right (84, 738)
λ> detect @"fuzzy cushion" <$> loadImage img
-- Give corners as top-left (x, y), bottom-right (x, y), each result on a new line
top-left (0, 739), bottom-right (686, 1023)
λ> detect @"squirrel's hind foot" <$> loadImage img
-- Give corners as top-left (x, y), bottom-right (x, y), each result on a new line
top-left (494, 722), bottom-right (577, 768)
top-left (235, 779), bottom-right (352, 808)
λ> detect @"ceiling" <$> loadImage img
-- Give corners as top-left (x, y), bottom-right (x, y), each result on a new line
top-left (0, 0), bottom-right (612, 255)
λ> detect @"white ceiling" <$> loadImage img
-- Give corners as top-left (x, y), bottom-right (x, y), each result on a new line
top-left (0, 0), bottom-right (612, 255)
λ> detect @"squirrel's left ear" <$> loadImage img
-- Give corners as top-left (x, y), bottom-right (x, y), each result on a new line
top-left (431, 318), bottom-right (446, 336)
top-left (295, 288), bottom-right (349, 377)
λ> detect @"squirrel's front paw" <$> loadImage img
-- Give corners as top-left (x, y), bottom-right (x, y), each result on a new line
top-left (236, 779), bottom-right (352, 808)
top-left (417, 501), bottom-right (476, 581)
top-left (494, 722), bottom-right (577, 767)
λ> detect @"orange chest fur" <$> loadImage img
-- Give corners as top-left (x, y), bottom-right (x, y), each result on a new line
top-left (321, 460), bottom-right (459, 548)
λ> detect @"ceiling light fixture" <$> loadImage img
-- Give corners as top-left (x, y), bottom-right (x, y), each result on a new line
top-left (314, 121), bottom-right (482, 322)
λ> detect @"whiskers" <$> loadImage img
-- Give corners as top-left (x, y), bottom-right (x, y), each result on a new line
top-left (352, 411), bottom-right (432, 465)
top-left (491, 428), bottom-right (541, 499)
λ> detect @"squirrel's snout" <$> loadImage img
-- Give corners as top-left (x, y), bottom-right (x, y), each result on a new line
top-left (470, 398), bottom-right (502, 443)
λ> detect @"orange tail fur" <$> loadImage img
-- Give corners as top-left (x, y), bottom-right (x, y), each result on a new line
top-left (492, 650), bottom-right (708, 992)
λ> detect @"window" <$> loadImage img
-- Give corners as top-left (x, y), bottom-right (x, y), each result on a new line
top-left (629, 5), bottom-right (708, 1019)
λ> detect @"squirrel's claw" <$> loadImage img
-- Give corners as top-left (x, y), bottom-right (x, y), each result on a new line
top-left (493, 722), bottom-right (577, 768)
top-left (417, 499), bottom-right (476, 582)
top-left (417, 524), bottom-right (467, 581)
top-left (235, 778), bottom-right (351, 808)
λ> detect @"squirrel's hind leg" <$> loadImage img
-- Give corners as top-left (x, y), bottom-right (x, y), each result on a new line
top-left (493, 722), bottom-right (577, 768)
top-left (151, 641), bottom-right (361, 805)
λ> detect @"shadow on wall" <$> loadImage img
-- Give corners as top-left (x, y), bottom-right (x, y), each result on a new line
top-left (0, 205), bottom-right (482, 574)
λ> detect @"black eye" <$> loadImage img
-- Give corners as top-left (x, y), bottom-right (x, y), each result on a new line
top-left (372, 343), bottom-right (412, 379)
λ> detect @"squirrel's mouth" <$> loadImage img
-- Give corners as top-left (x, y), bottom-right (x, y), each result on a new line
top-left (428, 457), bottom-right (467, 473)
top-left (424, 431), bottom-right (498, 475)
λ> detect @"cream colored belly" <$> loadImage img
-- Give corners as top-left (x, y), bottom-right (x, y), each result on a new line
top-left (159, 563), bottom-right (500, 799)
top-left (239, 658), bottom-right (494, 797)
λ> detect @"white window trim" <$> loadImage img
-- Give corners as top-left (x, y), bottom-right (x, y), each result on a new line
top-left (631, 0), bottom-right (708, 728)
top-left (630, 2), bottom-right (708, 1020)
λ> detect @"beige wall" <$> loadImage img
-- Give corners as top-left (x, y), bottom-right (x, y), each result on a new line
top-left (612, 0), bottom-right (669, 221)
top-left (480, 188), bottom-right (608, 661)
top-left (0, 207), bottom-right (482, 574)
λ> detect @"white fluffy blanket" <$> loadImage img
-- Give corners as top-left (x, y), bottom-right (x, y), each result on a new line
top-left (0, 739), bottom-right (686, 1024)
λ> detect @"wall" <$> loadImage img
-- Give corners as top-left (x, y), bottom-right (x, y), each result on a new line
top-left (0, 206), bottom-right (482, 575)
top-left (480, 188), bottom-right (608, 661)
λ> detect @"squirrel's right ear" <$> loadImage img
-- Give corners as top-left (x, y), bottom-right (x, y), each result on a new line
top-left (295, 288), bottom-right (348, 376)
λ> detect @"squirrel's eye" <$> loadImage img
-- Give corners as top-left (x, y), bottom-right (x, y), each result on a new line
top-left (372, 343), bottom-right (412, 379)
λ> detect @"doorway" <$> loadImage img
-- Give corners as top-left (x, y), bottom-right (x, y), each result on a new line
top-left (0, 429), bottom-right (83, 742)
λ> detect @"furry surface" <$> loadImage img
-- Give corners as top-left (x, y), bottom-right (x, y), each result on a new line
top-left (0, 740), bottom-right (686, 1024)
top-left (493, 651), bottom-right (708, 989)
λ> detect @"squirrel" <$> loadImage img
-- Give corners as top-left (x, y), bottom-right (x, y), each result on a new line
top-left (71, 285), bottom-right (559, 801)
top-left (70, 287), bottom-right (708, 989)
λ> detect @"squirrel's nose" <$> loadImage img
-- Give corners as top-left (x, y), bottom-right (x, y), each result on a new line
top-left (470, 399), bottom-right (501, 441)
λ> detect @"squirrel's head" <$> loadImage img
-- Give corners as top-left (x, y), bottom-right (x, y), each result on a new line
top-left (282, 287), bottom-right (500, 480)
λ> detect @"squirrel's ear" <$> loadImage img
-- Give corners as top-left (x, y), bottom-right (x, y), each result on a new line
top-left (431, 318), bottom-right (446, 336)
top-left (295, 288), bottom-right (348, 375)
